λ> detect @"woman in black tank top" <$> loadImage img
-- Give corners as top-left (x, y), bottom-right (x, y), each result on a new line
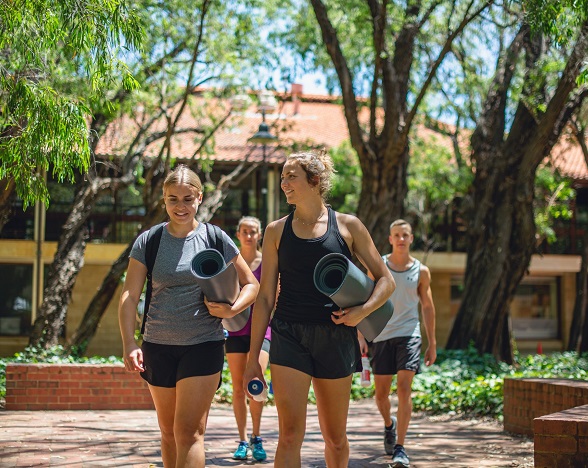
top-left (244, 150), bottom-right (395, 467)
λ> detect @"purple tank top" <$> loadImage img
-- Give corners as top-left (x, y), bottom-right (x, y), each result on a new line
top-left (228, 262), bottom-right (271, 340)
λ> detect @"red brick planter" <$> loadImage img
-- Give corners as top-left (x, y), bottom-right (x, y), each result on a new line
top-left (503, 377), bottom-right (588, 467)
top-left (503, 377), bottom-right (588, 436)
top-left (534, 404), bottom-right (588, 467)
top-left (5, 363), bottom-right (154, 410)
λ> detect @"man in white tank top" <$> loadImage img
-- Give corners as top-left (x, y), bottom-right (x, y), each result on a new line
top-left (359, 219), bottom-right (437, 468)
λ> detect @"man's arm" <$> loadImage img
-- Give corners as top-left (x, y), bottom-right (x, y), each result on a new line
top-left (418, 265), bottom-right (437, 366)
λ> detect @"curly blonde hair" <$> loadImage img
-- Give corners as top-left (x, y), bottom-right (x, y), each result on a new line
top-left (286, 150), bottom-right (334, 200)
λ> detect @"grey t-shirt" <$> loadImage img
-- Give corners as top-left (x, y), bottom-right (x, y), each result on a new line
top-left (130, 222), bottom-right (239, 346)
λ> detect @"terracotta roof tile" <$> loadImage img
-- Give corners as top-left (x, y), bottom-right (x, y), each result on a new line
top-left (94, 93), bottom-right (588, 180)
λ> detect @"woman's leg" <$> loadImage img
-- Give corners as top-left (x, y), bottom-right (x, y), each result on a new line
top-left (271, 363), bottom-right (312, 467)
top-left (149, 385), bottom-right (177, 467)
top-left (313, 375), bottom-right (354, 468)
top-left (174, 373), bottom-right (220, 467)
top-left (249, 348), bottom-right (270, 436)
top-left (226, 352), bottom-right (248, 441)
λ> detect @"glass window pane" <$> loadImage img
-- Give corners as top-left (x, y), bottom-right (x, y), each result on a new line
top-left (449, 275), bottom-right (559, 340)
top-left (0, 264), bottom-right (33, 336)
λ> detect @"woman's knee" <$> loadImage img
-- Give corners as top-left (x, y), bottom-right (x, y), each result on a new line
top-left (159, 425), bottom-right (176, 446)
top-left (278, 426), bottom-right (305, 449)
top-left (174, 423), bottom-right (205, 448)
top-left (323, 432), bottom-right (348, 453)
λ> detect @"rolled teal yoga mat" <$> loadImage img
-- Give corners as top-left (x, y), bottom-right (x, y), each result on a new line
top-left (313, 253), bottom-right (394, 341)
top-left (191, 249), bottom-right (250, 332)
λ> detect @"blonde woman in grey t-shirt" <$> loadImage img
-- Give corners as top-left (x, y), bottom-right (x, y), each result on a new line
top-left (119, 165), bottom-right (259, 468)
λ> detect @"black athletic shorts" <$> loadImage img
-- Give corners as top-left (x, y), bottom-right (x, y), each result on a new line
top-left (369, 335), bottom-right (422, 375)
top-left (269, 317), bottom-right (361, 379)
top-left (141, 340), bottom-right (224, 388)
top-left (225, 335), bottom-right (271, 354)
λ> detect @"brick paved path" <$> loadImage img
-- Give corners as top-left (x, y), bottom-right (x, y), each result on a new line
top-left (0, 399), bottom-right (533, 467)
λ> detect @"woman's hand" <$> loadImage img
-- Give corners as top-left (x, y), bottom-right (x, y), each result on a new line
top-left (205, 298), bottom-right (240, 318)
top-left (331, 306), bottom-right (364, 327)
top-left (123, 343), bottom-right (145, 372)
top-left (243, 358), bottom-right (266, 396)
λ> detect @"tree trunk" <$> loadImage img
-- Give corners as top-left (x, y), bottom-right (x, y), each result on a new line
top-left (28, 179), bottom-right (114, 348)
top-left (568, 230), bottom-right (588, 351)
top-left (447, 20), bottom-right (588, 361)
top-left (65, 205), bottom-right (165, 355)
top-left (29, 225), bottom-right (88, 347)
top-left (309, 0), bottom-right (491, 251)
top-left (356, 144), bottom-right (408, 250)
top-left (446, 160), bottom-right (537, 362)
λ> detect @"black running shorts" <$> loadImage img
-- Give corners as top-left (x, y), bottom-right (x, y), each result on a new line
top-left (225, 335), bottom-right (271, 354)
top-left (140, 340), bottom-right (224, 387)
top-left (269, 317), bottom-right (361, 379)
top-left (369, 335), bottom-right (422, 375)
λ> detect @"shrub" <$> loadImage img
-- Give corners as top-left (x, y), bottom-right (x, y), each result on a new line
top-left (2, 345), bottom-right (587, 420)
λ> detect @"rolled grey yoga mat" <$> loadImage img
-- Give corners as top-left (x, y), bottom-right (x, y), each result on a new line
top-left (313, 253), bottom-right (394, 342)
top-left (191, 249), bottom-right (250, 332)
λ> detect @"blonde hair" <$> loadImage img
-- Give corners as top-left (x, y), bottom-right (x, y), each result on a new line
top-left (163, 164), bottom-right (203, 194)
top-left (286, 150), bottom-right (334, 199)
top-left (390, 219), bottom-right (412, 233)
top-left (237, 216), bottom-right (262, 235)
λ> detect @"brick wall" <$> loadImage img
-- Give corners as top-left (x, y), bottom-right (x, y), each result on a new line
top-left (534, 404), bottom-right (588, 467)
top-left (503, 378), bottom-right (588, 436)
top-left (5, 363), bottom-right (154, 410)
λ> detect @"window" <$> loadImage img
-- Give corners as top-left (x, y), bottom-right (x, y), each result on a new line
top-left (0, 264), bottom-right (33, 336)
top-left (450, 276), bottom-right (559, 340)
top-left (510, 277), bottom-right (559, 339)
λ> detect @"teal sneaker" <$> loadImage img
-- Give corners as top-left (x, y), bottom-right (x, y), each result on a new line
top-left (249, 435), bottom-right (267, 461)
top-left (232, 441), bottom-right (249, 460)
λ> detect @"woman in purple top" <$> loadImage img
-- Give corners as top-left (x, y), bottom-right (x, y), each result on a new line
top-left (225, 216), bottom-right (271, 461)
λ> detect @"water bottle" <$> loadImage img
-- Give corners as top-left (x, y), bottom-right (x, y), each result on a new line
top-left (360, 354), bottom-right (371, 388)
top-left (247, 378), bottom-right (268, 402)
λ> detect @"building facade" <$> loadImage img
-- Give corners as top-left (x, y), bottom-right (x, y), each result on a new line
top-left (0, 86), bottom-right (585, 357)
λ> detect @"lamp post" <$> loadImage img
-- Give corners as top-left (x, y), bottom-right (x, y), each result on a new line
top-left (248, 91), bottom-right (277, 227)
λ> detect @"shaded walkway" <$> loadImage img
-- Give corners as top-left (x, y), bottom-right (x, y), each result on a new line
top-left (0, 399), bottom-right (533, 467)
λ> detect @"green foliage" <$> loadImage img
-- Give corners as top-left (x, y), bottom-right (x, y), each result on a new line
top-left (329, 140), bottom-right (362, 214)
top-left (534, 165), bottom-right (575, 244)
top-left (522, 0), bottom-right (588, 46)
top-left (0, 0), bottom-right (143, 207)
top-left (0, 79), bottom-right (91, 207)
top-left (406, 133), bottom-right (473, 248)
top-left (412, 347), bottom-right (588, 418)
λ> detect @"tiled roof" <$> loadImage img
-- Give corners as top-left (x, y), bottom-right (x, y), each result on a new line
top-left (547, 128), bottom-right (588, 181)
top-left (94, 92), bottom-right (588, 180)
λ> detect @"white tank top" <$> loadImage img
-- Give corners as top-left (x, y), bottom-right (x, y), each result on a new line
top-left (372, 256), bottom-right (421, 342)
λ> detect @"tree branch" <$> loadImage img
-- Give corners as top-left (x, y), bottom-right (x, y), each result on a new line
top-left (471, 23), bottom-right (527, 159)
top-left (367, 0), bottom-right (385, 142)
top-left (406, 0), bottom-right (493, 129)
top-left (309, 0), bottom-right (366, 158)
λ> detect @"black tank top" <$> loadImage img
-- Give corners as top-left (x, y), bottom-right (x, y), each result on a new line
top-left (275, 206), bottom-right (353, 324)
